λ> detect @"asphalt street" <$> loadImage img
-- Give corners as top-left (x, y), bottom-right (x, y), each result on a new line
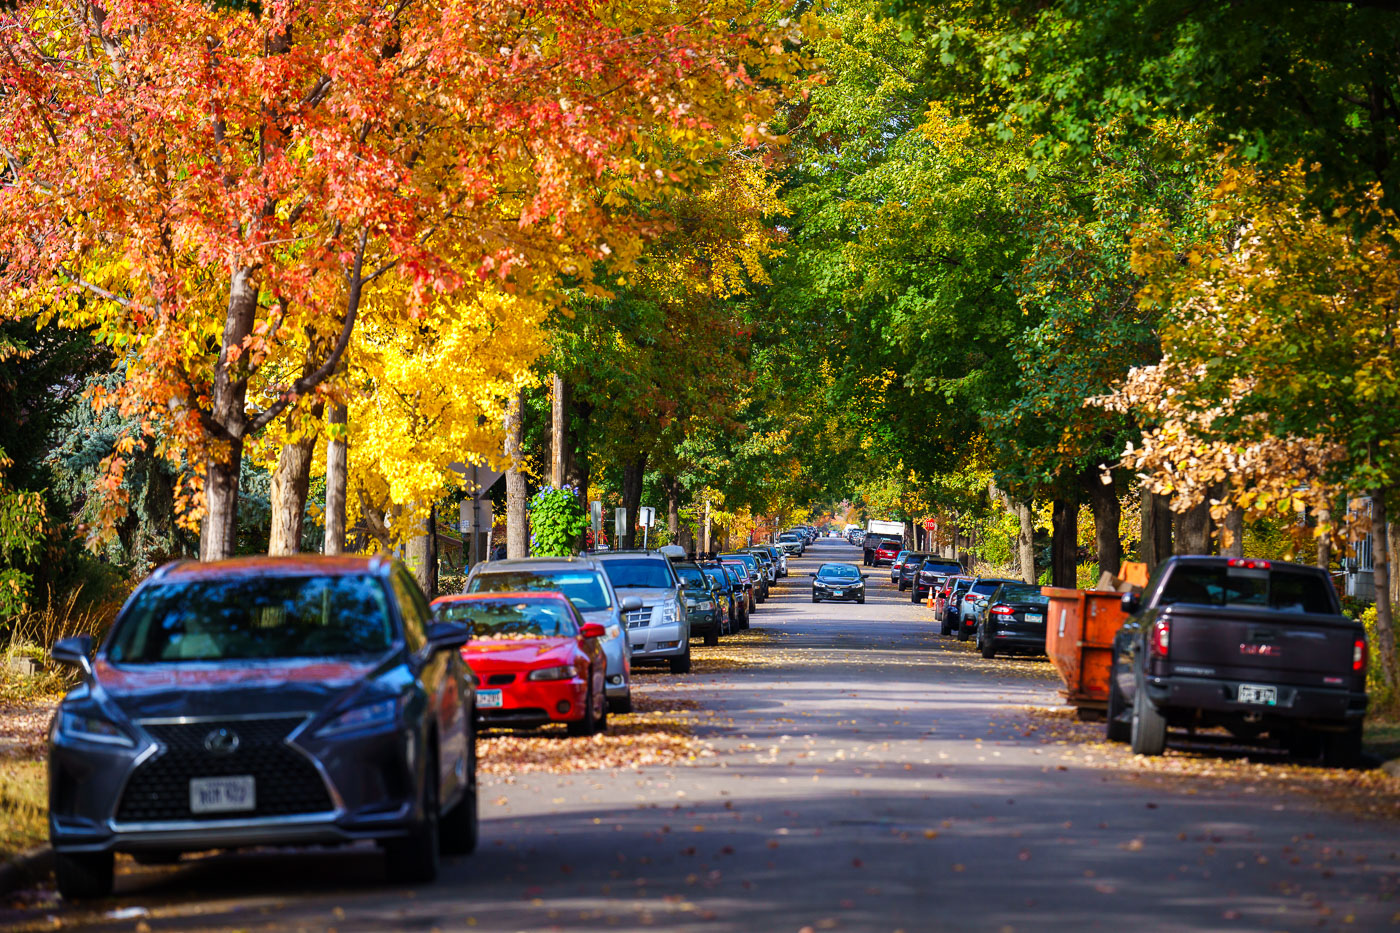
top-left (11, 539), bottom-right (1400, 931)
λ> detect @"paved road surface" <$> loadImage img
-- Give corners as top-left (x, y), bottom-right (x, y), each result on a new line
top-left (10, 539), bottom-right (1400, 931)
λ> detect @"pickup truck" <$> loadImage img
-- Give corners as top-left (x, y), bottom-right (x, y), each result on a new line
top-left (1107, 555), bottom-right (1367, 766)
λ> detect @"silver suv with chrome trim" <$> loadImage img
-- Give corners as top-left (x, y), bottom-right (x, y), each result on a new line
top-left (592, 550), bottom-right (692, 674)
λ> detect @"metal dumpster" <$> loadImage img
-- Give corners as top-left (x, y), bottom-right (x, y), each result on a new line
top-left (1040, 587), bottom-right (1129, 715)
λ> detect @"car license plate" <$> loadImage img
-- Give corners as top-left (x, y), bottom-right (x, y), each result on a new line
top-left (189, 775), bottom-right (255, 814)
top-left (1025, 613), bottom-right (1044, 623)
top-left (1237, 683), bottom-right (1278, 706)
top-left (477, 689), bottom-right (504, 709)
top-left (831, 589), bottom-right (844, 596)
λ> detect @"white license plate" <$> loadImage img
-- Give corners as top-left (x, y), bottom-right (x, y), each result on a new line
top-left (1025, 613), bottom-right (1044, 623)
top-left (477, 689), bottom-right (504, 709)
top-left (190, 775), bottom-right (255, 814)
top-left (1237, 683), bottom-right (1278, 706)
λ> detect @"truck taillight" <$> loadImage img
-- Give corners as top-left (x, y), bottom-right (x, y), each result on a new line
top-left (1150, 618), bottom-right (1171, 658)
top-left (1226, 558), bottom-right (1271, 570)
top-left (1354, 639), bottom-right (1367, 672)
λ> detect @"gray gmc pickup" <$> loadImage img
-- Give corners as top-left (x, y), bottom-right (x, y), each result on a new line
top-left (1107, 555), bottom-right (1368, 766)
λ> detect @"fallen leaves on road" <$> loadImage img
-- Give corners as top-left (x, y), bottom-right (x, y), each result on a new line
top-left (1008, 705), bottom-right (1400, 822)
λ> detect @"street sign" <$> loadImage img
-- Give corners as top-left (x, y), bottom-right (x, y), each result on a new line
top-left (923, 518), bottom-right (937, 531)
top-left (615, 508), bottom-right (627, 541)
top-left (638, 506), bottom-right (656, 528)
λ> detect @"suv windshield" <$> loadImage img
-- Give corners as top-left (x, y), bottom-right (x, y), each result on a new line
top-left (468, 570), bottom-right (612, 612)
top-left (437, 599), bottom-right (577, 639)
top-left (108, 575), bottom-right (394, 663)
top-left (1159, 565), bottom-right (1335, 614)
top-left (600, 558), bottom-right (674, 589)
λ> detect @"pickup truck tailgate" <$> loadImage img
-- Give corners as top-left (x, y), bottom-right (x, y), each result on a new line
top-left (1166, 606), bottom-right (1359, 684)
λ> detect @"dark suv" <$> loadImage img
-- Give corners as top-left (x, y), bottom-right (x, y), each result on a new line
top-left (47, 556), bottom-right (477, 899)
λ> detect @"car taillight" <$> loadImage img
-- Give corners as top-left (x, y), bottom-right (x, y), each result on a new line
top-left (1354, 639), bottom-right (1367, 672)
top-left (1227, 558), bottom-right (1271, 569)
top-left (1150, 618), bottom-right (1170, 657)
top-left (990, 605), bottom-right (1014, 616)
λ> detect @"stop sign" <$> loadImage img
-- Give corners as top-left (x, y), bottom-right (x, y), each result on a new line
top-left (923, 518), bottom-right (937, 531)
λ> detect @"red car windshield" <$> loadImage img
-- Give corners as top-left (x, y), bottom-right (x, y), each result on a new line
top-left (438, 600), bottom-right (578, 639)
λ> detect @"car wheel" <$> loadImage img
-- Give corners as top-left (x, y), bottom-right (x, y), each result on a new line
top-left (857, 596), bottom-right (865, 604)
top-left (1130, 676), bottom-right (1168, 756)
top-left (1321, 726), bottom-right (1363, 768)
top-left (910, 588), bottom-right (920, 604)
top-left (956, 621), bottom-right (970, 642)
top-left (386, 755), bottom-right (441, 884)
top-left (939, 617), bottom-right (951, 636)
top-left (609, 691), bottom-right (633, 715)
top-left (568, 685), bottom-right (599, 736)
top-left (54, 851), bottom-right (114, 900)
top-left (979, 628), bottom-right (996, 659)
top-left (898, 581), bottom-right (907, 591)
top-left (1105, 655), bottom-right (1130, 743)
top-left (441, 723), bottom-right (479, 855)
top-left (669, 646), bottom-right (692, 674)
top-left (811, 595), bottom-right (820, 603)
top-left (703, 629), bottom-right (719, 647)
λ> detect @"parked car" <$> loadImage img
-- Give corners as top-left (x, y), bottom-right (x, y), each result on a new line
top-left (935, 575), bottom-right (974, 631)
top-left (811, 562), bottom-right (868, 604)
top-left (889, 550), bottom-right (913, 585)
top-left (871, 538), bottom-right (903, 567)
top-left (674, 561), bottom-right (724, 646)
top-left (953, 577), bottom-right (1019, 640)
top-left (47, 555), bottom-right (478, 899)
top-left (755, 543), bottom-right (789, 577)
top-left (897, 553), bottom-right (933, 591)
top-left (466, 556), bottom-right (636, 711)
top-left (592, 550), bottom-right (692, 675)
top-left (698, 561), bottom-right (740, 634)
top-left (912, 558), bottom-right (965, 604)
top-left (721, 552), bottom-right (768, 601)
top-left (1107, 556), bottom-right (1368, 765)
top-left (435, 592), bottom-right (609, 733)
top-left (740, 547), bottom-right (778, 585)
top-left (778, 532), bottom-right (805, 556)
top-left (717, 559), bottom-right (756, 622)
top-left (973, 582), bottom-right (1051, 659)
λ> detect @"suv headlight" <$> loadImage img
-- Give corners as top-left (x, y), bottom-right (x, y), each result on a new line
top-left (316, 698), bottom-right (401, 737)
top-left (655, 601), bottom-right (679, 625)
top-left (59, 711), bottom-right (135, 747)
top-left (694, 600), bottom-right (715, 612)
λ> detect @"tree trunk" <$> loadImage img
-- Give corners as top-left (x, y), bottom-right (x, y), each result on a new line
top-left (1174, 499), bottom-right (1213, 555)
top-left (200, 269), bottom-right (260, 561)
top-left (201, 438), bottom-right (244, 561)
top-left (1222, 508), bottom-right (1245, 558)
top-left (1083, 471), bottom-right (1121, 577)
top-left (1140, 489), bottom-right (1173, 570)
top-left (504, 388), bottom-right (529, 558)
top-left (1316, 506), bottom-right (1332, 570)
top-left (566, 398), bottom-right (591, 503)
top-left (663, 475), bottom-right (681, 542)
top-left (1371, 491), bottom-right (1397, 690)
top-left (621, 453), bottom-right (647, 548)
top-left (407, 503), bottom-right (438, 597)
top-left (550, 372), bottom-right (567, 489)
top-left (1051, 497), bottom-right (1077, 588)
top-left (267, 429), bottom-right (319, 555)
top-left (1016, 499), bottom-right (1036, 584)
top-left (701, 499), bottom-right (712, 555)
top-left (324, 402), bottom-right (348, 555)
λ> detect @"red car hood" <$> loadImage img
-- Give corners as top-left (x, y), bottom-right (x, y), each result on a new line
top-left (462, 637), bottom-right (576, 670)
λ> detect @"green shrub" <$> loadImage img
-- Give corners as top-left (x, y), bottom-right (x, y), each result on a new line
top-left (529, 485), bottom-right (588, 557)
top-left (1359, 605), bottom-right (1398, 714)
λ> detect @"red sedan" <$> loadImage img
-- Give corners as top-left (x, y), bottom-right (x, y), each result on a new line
top-left (431, 592), bottom-right (608, 736)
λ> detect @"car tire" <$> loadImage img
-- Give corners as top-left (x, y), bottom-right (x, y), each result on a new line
top-left (1105, 655), bottom-right (1130, 743)
top-left (54, 851), bottom-right (114, 900)
top-left (609, 692), bottom-right (633, 715)
top-left (956, 621), bottom-right (970, 642)
top-left (857, 596), bottom-right (865, 604)
top-left (979, 628), bottom-right (996, 659)
top-left (386, 757), bottom-right (441, 884)
top-left (811, 596), bottom-right (820, 603)
top-left (568, 685), bottom-right (600, 736)
top-left (898, 581), bottom-right (907, 591)
top-left (703, 629), bottom-right (719, 647)
top-left (1130, 676), bottom-right (1168, 756)
top-left (440, 725), bottom-right (479, 855)
top-left (1321, 726), bottom-right (1363, 768)
top-left (669, 647), bottom-right (692, 675)
top-left (910, 588), bottom-right (920, 604)
top-left (939, 617), bottom-right (951, 636)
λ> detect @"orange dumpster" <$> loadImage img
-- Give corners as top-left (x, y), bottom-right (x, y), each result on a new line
top-left (1040, 587), bottom-right (1130, 714)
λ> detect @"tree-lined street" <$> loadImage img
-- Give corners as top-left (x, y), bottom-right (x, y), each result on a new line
top-left (6, 539), bottom-right (1396, 931)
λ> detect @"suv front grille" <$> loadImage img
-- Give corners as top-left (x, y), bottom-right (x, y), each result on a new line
top-left (625, 607), bottom-right (651, 629)
top-left (117, 716), bottom-right (332, 823)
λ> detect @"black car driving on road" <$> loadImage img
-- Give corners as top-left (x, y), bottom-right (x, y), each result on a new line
top-left (47, 556), bottom-right (478, 899)
top-left (811, 562), bottom-right (869, 604)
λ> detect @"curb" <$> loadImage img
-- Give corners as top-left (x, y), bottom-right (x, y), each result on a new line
top-left (0, 845), bottom-right (54, 895)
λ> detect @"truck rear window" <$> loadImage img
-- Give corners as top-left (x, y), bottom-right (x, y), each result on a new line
top-left (1158, 565), bottom-right (1335, 614)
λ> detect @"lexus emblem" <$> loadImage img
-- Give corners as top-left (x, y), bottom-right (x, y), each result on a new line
top-left (203, 727), bottom-right (241, 755)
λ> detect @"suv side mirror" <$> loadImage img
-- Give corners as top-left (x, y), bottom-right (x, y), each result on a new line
top-left (51, 635), bottom-right (94, 680)
top-left (620, 596), bottom-right (644, 613)
top-left (1121, 592), bottom-right (1142, 615)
